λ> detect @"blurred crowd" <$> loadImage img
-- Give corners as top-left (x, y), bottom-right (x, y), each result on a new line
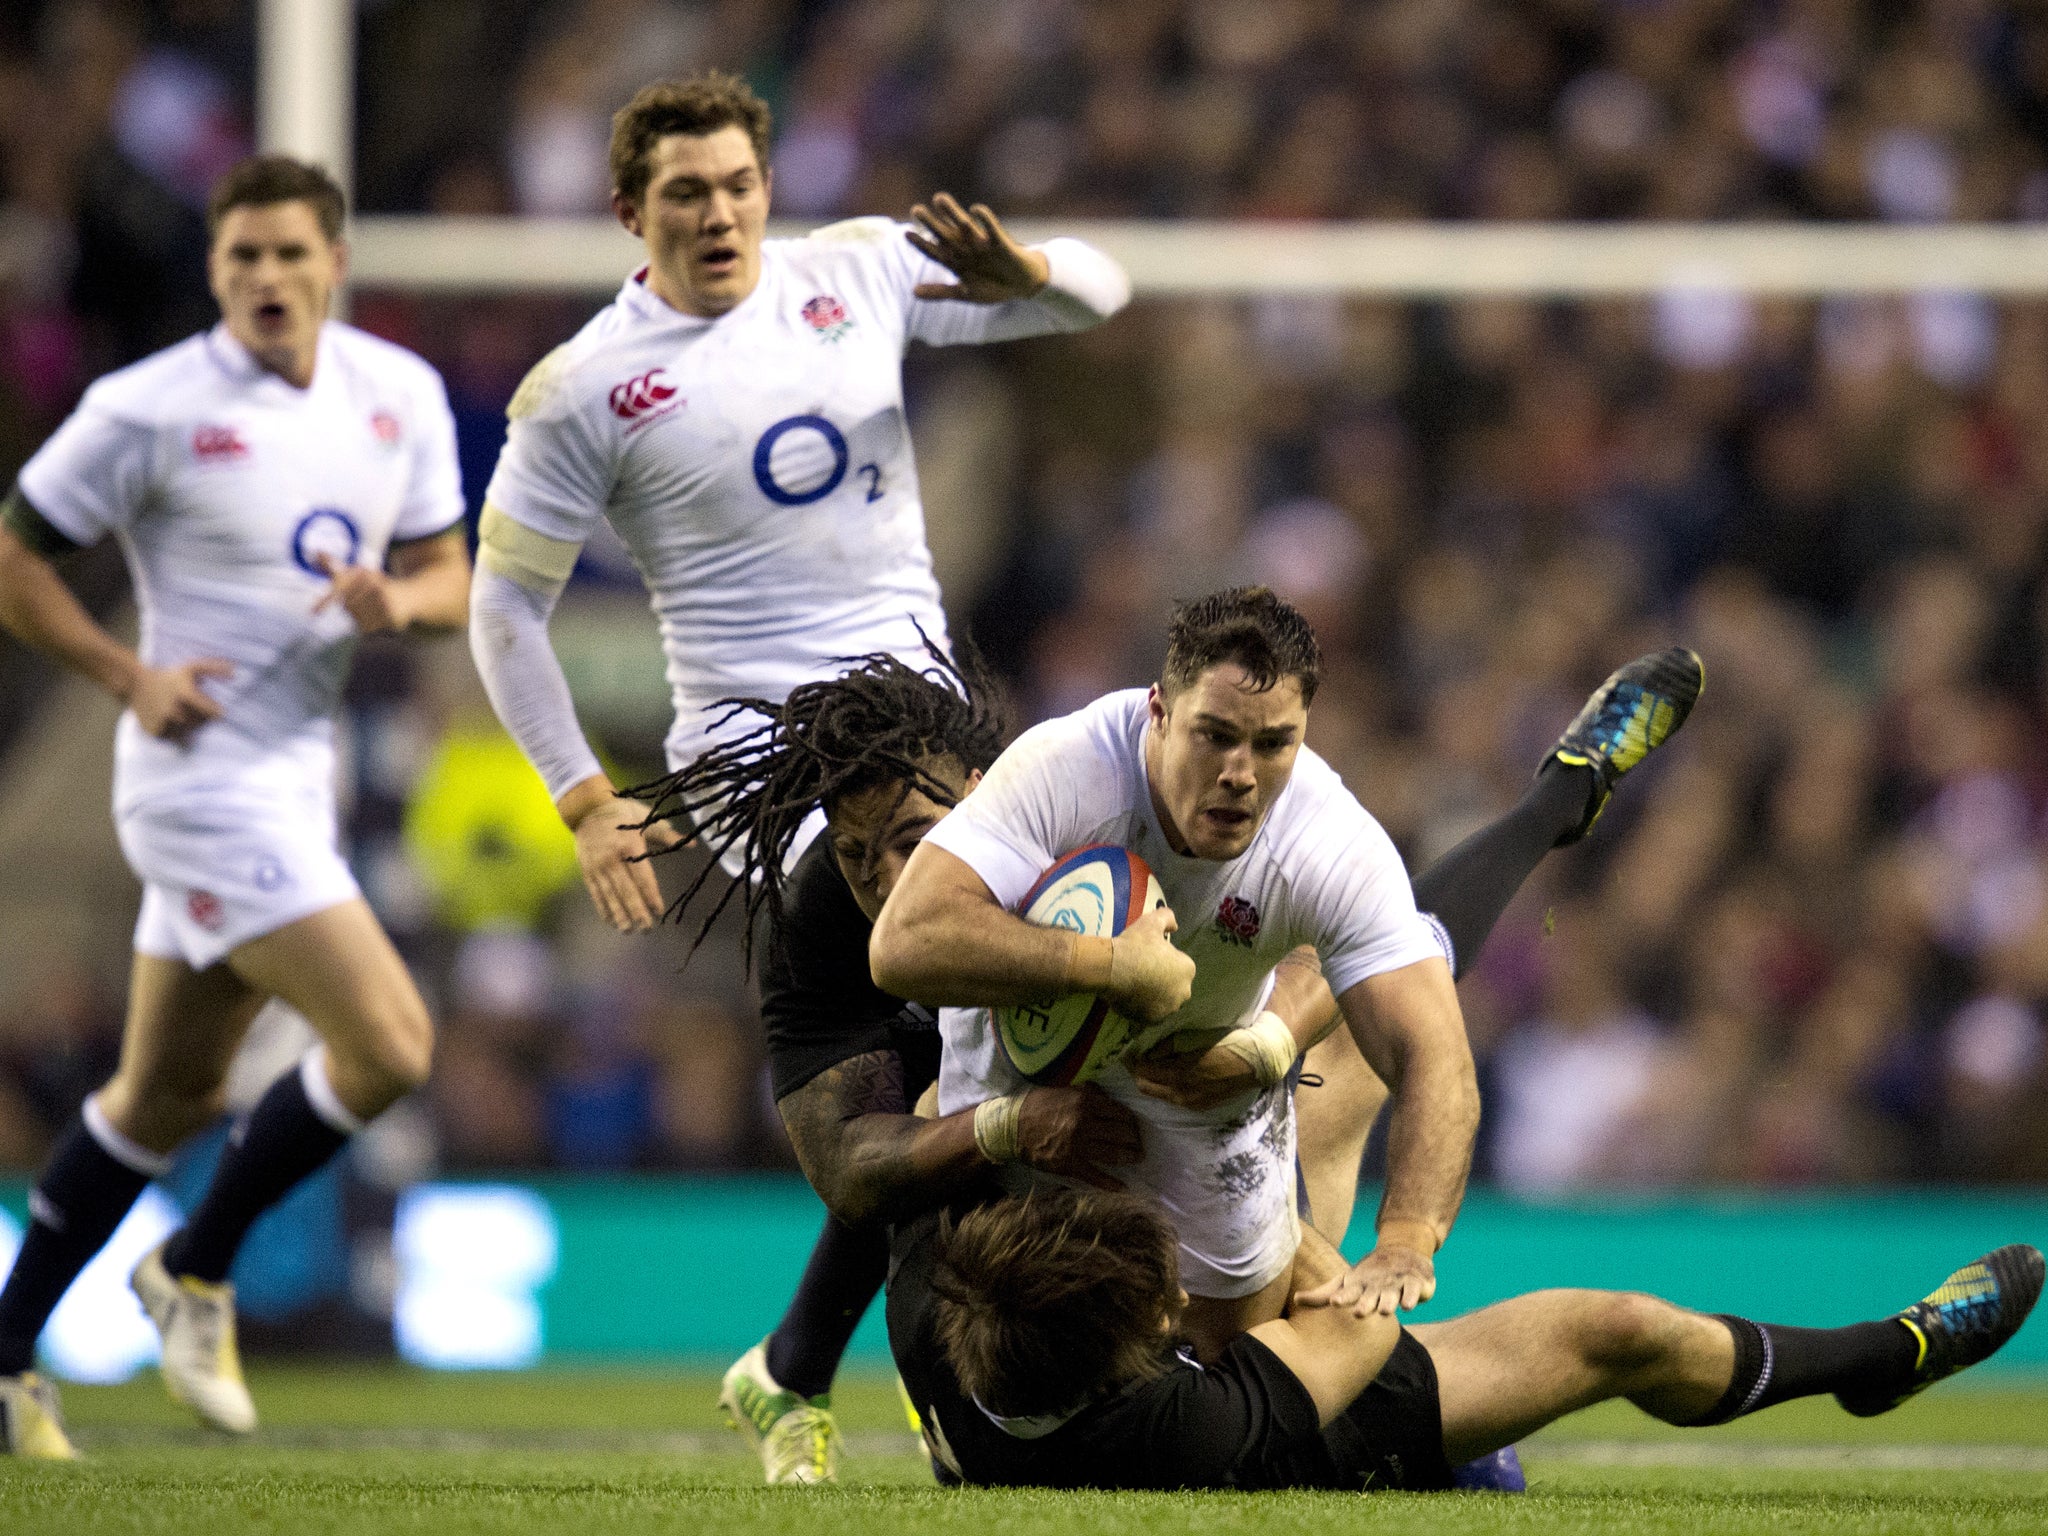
top-left (2, 1), bottom-right (2047, 1191)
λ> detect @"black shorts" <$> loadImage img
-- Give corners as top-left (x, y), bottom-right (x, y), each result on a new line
top-left (1250, 1331), bottom-right (1458, 1493)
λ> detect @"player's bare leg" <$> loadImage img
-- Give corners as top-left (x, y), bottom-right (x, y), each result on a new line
top-left (96, 955), bottom-right (269, 1152)
top-left (135, 899), bottom-right (433, 1433)
top-left (1293, 1028), bottom-right (1385, 1246)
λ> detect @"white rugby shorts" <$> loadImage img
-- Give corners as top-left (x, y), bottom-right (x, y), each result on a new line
top-left (118, 785), bottom-right (360, 970)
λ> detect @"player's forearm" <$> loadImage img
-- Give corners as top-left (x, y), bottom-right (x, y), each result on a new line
top-left (1268, 946), bottom-right (1340, 1052)
top-left (0, 527), bottom-right (140, 702)
top-left (1373, 1044), bottom-right (1477, 1254)
top-left (870, 890), bottom-right (1109, 1007)
top-left (778, 1051), bottom-right (986, 1225)
top-left (1028, 238), bottom-right (1132, 330)
top-left (386, 535), bottom-right (471, 631)
top-left (467, 563), bottom-right (606, 803)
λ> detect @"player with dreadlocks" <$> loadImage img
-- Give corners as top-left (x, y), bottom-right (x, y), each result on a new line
top-left (641, 619), bottom-right (1702, 1491)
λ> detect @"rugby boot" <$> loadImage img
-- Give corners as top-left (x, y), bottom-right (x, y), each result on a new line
top-left (1452, 1443), bottom-right (1527, 1492)
top-left (720, 1338), bottom-right (842, 1484)
top-left (1546, 646), bottom-right (1704, 845)
top-left (130, 1242), bottom-right (257, 1434)
top-left (0, 1372), bottom-right (78, 1459)
top-left (1836, 1244), bottom-right (2044, 1416)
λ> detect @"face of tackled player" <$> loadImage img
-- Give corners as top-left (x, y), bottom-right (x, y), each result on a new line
top-left (619, 126), bottom-right (772, 318)
top-left (208, 200), bottom-right (345, 389)
top-left (1145, 664), bottom-right (1309, 861)
top-left (828, 758), bottom-right (983, 923)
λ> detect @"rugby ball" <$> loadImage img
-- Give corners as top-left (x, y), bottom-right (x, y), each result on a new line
top-left (995, 844), bottom-right (1167, 1086)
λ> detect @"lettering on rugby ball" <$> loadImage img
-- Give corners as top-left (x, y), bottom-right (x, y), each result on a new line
top-left (996, 844), bottom-right (1166, 1085)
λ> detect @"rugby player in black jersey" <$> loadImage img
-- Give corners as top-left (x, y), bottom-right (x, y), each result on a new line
top-left (899, 1185), bottom-right (2040, 1492)
top-left (643, 634), bottom-right (1702, 1487)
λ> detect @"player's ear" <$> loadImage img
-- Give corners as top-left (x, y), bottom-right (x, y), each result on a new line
top-left (760, 163), bottom-right (773, 212)
top-left (329, 237), bottom-right (351, 293)
top-left (1147, 683), bottom-right (1169, 729)
top-left (961, 768), bottom-right (983, 797)
top-left (611, 188), bottom-right (644, 238)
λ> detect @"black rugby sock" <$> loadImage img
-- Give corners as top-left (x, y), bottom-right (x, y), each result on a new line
top-left (0, 1104), bottom-right (160, 1374)
top-left (765, 1213), bottom-right (889, 1400)
top-left (163, 1053), bottom-right (357, 1285)
top-left (1687, 1314), bottom-right (1919, 1424)
top-left (1411, 761), bottom-right (1594, 978)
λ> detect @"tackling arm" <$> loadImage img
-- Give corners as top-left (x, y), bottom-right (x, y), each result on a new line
top-left (778, 1048), bottom-right (1141, 1227)
top-left (1246, 1223), bottom-right (1402, 1426)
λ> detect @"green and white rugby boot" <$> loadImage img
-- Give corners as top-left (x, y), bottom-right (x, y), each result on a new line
top-left (719, 1339), bottom-right (842, 1485)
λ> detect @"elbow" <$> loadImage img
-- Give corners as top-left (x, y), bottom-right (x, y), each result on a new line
top-left (868, 915), bottom-right (922, 999)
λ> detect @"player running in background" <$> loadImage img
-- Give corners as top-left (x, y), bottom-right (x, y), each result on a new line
top-left (899, 1185), bottom-right (2041, 1491)
top-left (466, 70), bottom-right (1128, 1483)
top-left (467, 68), bottom-right (1129, 926)
top-left (0, 157), bottom-right (470, 1457)
top-left (642, 618), bottom-right (1701, 1481)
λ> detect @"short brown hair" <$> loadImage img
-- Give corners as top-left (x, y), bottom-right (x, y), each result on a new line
top-left (929, 1189), bottom-right (1182, 1420)
top-left (1162, 586), bottom-right (1323, 706)
top-left (610, 71), bottom-right (773, 204)
top-left (207, 155), bottom-right (346, 242)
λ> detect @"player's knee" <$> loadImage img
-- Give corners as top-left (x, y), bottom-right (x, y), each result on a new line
top-left (336, 1001), bottom-right (435, 1101)
top-left (1582, 1292), bottom-right (1683, 1371)
top-left (98, 1072), bottom-right (227, 1146)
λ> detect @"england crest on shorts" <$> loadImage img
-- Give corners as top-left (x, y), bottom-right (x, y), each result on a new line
top-left (801, 294), bottom-right (853, 342)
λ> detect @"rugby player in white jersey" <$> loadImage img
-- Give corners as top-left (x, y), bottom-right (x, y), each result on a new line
top-left (0, 157), bottom-right (469, 1457)
top-left (466, 71), bottom-right (1128, 1480)
top-left (873, 588), bottom-right (1476, 1357)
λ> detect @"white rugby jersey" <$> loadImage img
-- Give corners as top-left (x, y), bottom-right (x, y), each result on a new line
top-left (484, 218), bottom-right (1126, 770)
top-left (927, 688), bottom-right (1444, 1294)
top-left (18, 323), bottom-right (464, 813)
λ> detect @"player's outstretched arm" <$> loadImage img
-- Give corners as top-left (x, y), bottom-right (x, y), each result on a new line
top-left (1295, 955), bottom-right (1477, 1319)
top-left (0, 511), bottom-right (230, 742)
top-left (870, 842), bottom-right (1193, 1020)
top-left (779, 1049), bottom-right (1141, 1226)
top-left (902, 193), bottom-right (1131, 342)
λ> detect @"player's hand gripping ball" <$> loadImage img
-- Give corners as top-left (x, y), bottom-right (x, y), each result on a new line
top-left (996, 845), bottom-right (1167, 1085)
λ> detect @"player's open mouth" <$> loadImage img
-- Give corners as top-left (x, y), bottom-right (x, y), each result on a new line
top-left (698, 246), bottom-right (739, 274)
top-left (1202, 808), bottom-right (1252, 830)
top-left (255, 301), bottom-right (288, 324)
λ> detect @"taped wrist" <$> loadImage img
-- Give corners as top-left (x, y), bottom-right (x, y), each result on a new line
top-left (1217, 1010), bottom-right (1298, 1089)
top-left (972, 1093), bottom-right (1028, 1164)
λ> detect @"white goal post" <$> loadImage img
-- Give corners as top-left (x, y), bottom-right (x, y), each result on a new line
top-left (348, 217), bottom-right (2048, 298)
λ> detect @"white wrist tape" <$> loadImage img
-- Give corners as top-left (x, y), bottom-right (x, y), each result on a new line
top-left (1219, 1010), bottom-right (1298, 1090)
top-left (972, 1093), bottom-right (1028, 1164)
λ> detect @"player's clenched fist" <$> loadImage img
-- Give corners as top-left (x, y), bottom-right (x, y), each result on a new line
top-left (1015, 1086), bottom-right (1143, 1190)
top-left (126, 658), bottom-right (232, 743)
top-left (569, 794), bottom-right (685, 933)
top-left (1106, 905), bottom-right (1195, 1023)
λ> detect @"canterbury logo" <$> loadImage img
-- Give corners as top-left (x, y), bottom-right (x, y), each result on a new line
top-left (609, 368), bottom-right (679, 420)
top-left (192, 424), bottom-right (250, 461)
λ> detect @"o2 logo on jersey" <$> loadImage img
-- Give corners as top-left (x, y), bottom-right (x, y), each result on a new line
top-left (292, 508), bottom-right (361, 577)
top-left (753, 415), bottom-right (885, 507)
top-left (609, 368), bottom-right (681, 430)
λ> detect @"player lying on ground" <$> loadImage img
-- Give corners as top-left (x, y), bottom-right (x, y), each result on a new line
top-left (871, 588), bottom-right (1702, 1356)
top-left (640, 617), bottom-right (1701, 1480)
top-left (467, 68), bottom-right (1130, 936)
top-left (0, 157), bottom-right (470, 1458)
top-left (892, 1184), bottom-right (2043, 1491)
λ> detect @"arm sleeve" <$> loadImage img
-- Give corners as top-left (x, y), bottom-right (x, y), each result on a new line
top-left (390, 366), bottom-right (467, 542)
top-left (15, 398), bottom-right (155, 546)
top-left (902, 231), bottom-right (1132, 348)
top-left (467, 562), bottom-right (606, 801)
top-left (1293, 785), bottom-right (1445, 999)
top-left (918, 717), bottom-right (1097, 908)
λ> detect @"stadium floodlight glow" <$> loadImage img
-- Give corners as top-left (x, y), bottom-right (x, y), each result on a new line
top-left (347, 218), bottom-right (2048, 298)
top-left (392, 1184), bottom-right (559, 1370)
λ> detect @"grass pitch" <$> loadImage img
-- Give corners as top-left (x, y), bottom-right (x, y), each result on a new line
top-left (3, 1365), bottom-right (2045, 1535)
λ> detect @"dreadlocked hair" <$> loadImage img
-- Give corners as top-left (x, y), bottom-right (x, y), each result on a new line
top-left (624, 636), bottom-right (1009, 966)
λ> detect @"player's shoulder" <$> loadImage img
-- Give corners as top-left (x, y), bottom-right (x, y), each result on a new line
top-left (504, 298), bottom-right (658, 426)
top-left (1263, 747), bottom-right (1384, 862)
top-left (775, 216), bottom-right (913, 286)
top-left (324, 322), bottom-right (447, 394)
top-left (1001, 689), bottom-right (1146, 775)
top-left (73, 332), bottom-right (220, 426)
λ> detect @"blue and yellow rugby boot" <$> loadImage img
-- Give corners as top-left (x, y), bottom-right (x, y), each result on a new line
top-left (1546, 647), bottom-right (1704, 845)
top-left (1837, 1244), bottom-right (2044, 1416)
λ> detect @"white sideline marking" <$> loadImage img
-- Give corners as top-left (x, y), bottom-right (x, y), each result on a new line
top-left (1532, 1440), bottom-right (2048, 1473)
